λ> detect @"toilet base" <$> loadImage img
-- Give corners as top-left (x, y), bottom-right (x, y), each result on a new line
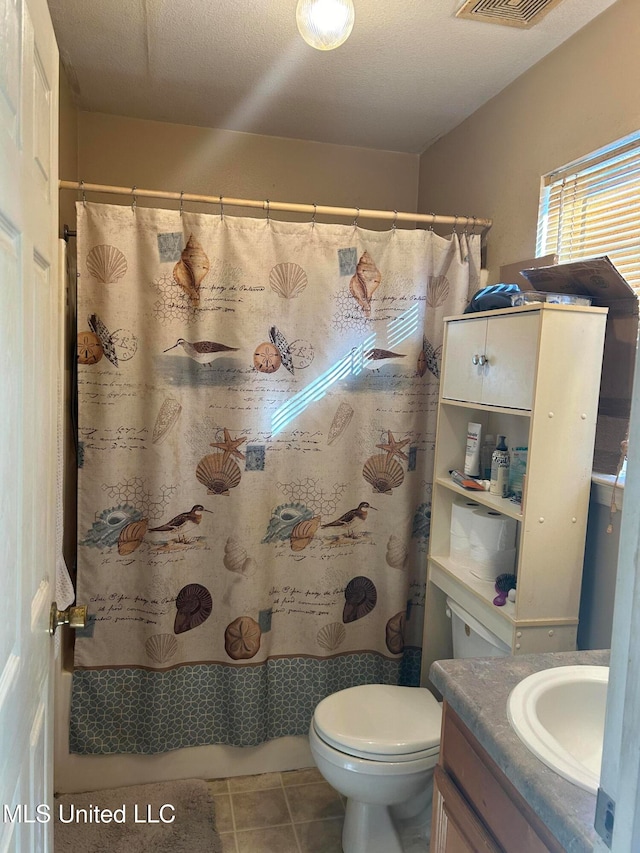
top-left (342, 798), bottom-right (403, 853)
top-left (342, 787), bottom-right (433, 853)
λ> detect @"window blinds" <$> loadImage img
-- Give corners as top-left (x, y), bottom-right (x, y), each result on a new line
top-left (537, 132), bottom-right (640, 294)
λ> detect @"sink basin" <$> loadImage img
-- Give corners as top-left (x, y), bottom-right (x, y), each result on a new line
top-left (507, 665), bottom-right (609, 794)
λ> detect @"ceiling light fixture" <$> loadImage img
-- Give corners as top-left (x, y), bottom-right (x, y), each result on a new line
top-left (296, 0), bottom-right (355, 51)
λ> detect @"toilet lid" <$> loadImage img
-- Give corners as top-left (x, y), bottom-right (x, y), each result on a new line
top-left (313, 685), bottom-right (442, 759)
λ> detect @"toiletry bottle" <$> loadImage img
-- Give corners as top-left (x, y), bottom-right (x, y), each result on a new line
top-left (490, 435), bottom-right (510, 497)
top-left (464, 422), bottom-right (482, 477)
top-left (481, 433), bottom-right (495, 480)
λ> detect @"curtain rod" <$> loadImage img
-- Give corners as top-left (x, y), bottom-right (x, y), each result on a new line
top-left (58, 180), bottom-right (492, 233)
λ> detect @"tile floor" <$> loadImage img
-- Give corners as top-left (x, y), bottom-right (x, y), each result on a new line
top-left (208, 768), bottom-right (430, 853)
top-left (208, 767), bottom-right (345, 853)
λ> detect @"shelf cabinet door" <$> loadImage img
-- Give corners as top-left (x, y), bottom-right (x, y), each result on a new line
top-left (441, 317), bottom-right (488, 404)
top-left (441, 312), bottom-right (539, 410)
top-left (482, 312), bottom-right (539, 409)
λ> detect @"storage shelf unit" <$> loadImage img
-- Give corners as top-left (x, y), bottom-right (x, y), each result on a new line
top-left (422, 303), bottom-right (607, 686)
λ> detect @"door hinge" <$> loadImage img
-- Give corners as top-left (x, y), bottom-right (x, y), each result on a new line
top-left (595, 787), bottom-right (615, 848)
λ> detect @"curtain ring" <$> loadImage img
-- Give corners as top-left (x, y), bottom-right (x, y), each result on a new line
top-left (219, 195), bottom-right (224, 221)
top-left (131, 186), bottom-right (137, 212)
top-left (311, 203), bottom-right (317, 227)
top-left (453, 214), bottom-right (459, 234)
top-left (352, 207), bottom-right (360, 227)
top-left (392, 210), bottom-right (398, 230)
top-left (429, 213), bottom-right (435, 231)
top-left (179, 191), bottom-right (184, 217)
top-left (471, 215), bottom-right (477, 234)
top-left (80, 179), bottom-right (86, 206)
top-left (265, 199), bottom-right (270, 222)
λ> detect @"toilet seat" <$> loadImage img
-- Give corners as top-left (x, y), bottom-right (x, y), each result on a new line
top-left (313, 684), bottom-right (441, 762)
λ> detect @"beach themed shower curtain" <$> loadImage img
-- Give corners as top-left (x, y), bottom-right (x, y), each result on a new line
top-left (70, 201), bottom-right (480, 754)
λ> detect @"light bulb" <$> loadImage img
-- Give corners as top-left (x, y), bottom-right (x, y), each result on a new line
top-left (296, 0), bottom-right (355, 51)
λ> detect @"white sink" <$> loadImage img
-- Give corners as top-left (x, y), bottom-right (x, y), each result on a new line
top-left (507, 665), bottom-right (609, 794)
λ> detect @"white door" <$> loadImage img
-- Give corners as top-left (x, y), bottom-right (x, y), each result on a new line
top-left (0, 0), bottom-right (59, 849)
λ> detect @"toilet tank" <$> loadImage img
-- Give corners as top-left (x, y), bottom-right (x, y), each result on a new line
top-left (446, 597), bottom-right (510, 658)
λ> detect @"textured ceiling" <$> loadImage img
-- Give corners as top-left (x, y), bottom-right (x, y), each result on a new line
top-left (48, 0), bottom-right (619, 154)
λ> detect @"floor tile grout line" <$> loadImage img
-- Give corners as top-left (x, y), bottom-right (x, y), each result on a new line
top-left (221, 831), bottom-right (239, 853)
top-left (230, 815), bottom-right (344, 833)
top-left (228, 779), bottom-right (325, 793)
top-left (290, 815), bottom-right (345, 826)
top-left (233, 819), bottom-right (295, 831)
top-left (280, 773), bottom-right (304, 853)
top-left (227, 785), bottom-right (281, 794)
top-left (211, 783), bottom-right (238, 853)
top-left (227, 786), bottom-right (239, 843)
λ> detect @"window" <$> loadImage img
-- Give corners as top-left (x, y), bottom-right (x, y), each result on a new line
top-left (537, 130), bottom-right (640, 294)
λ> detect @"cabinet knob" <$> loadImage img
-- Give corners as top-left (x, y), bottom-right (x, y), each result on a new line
top-left (472, 354), bottom-right (480, 365)
top-left (478, 354), bottom-right (488, 366)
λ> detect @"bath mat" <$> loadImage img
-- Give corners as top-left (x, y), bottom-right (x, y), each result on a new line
top-left (54, 779), bottom-right (222, 852)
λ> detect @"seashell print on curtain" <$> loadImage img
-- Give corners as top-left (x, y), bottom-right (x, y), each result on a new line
top-left (71, 202), bottom-right (480, 754)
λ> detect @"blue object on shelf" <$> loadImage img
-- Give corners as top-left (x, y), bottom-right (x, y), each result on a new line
top-left (464, 283), bottom-right (521, 313)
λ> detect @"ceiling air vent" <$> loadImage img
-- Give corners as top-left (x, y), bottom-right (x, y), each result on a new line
top-left (455, 0), bottom-right (566, 29)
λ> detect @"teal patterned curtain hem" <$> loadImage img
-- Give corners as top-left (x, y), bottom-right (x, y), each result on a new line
top-left (69, 648), bottom-right (421, 754)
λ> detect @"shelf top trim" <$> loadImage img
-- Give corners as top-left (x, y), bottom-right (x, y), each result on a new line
top-left (443, 302), bottom-right (609, 323)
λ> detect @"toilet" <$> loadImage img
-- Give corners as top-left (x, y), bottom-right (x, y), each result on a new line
top-left (309, 684), bottom-right (442, 853)
top-left (310, 598), bottom-right (510, 852)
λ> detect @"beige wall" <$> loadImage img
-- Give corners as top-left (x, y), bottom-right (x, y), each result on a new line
top-left (418, 0), bottom-right (640, 283)
top-left (73, 112), bottom-right (419, 227)
top-left (59, 63), bottom-right (78, 236)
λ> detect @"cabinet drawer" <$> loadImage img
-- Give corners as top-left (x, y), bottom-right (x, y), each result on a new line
top-left (440, 705), bottom-right (564, 853)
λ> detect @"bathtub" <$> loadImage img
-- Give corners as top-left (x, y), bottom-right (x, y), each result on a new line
top-left (54, 664), bottom-right (313, 794)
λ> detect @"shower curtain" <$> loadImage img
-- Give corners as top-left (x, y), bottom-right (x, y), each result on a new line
top-left (70, 201), bottom-right (480, 754)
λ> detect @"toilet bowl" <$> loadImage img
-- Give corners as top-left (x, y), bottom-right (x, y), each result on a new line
top-left (309, 684), bottom-right (442, 853)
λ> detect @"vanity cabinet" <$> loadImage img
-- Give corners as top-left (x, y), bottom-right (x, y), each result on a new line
top-left (422, 304), bottom-right (607, 682)
top-left (430, 703), bottom-right (564, 853)
top-left (432, 766), bottom-right (500, 852)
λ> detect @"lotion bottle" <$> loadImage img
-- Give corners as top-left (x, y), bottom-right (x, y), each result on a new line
top-left (490, 435), bottom-right (510, 497)
top-left (463, 422), bottom-right (482, 478)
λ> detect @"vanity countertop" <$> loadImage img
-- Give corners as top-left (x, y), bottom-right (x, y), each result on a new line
top-left (430, 648), bottom-right (610, 853)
